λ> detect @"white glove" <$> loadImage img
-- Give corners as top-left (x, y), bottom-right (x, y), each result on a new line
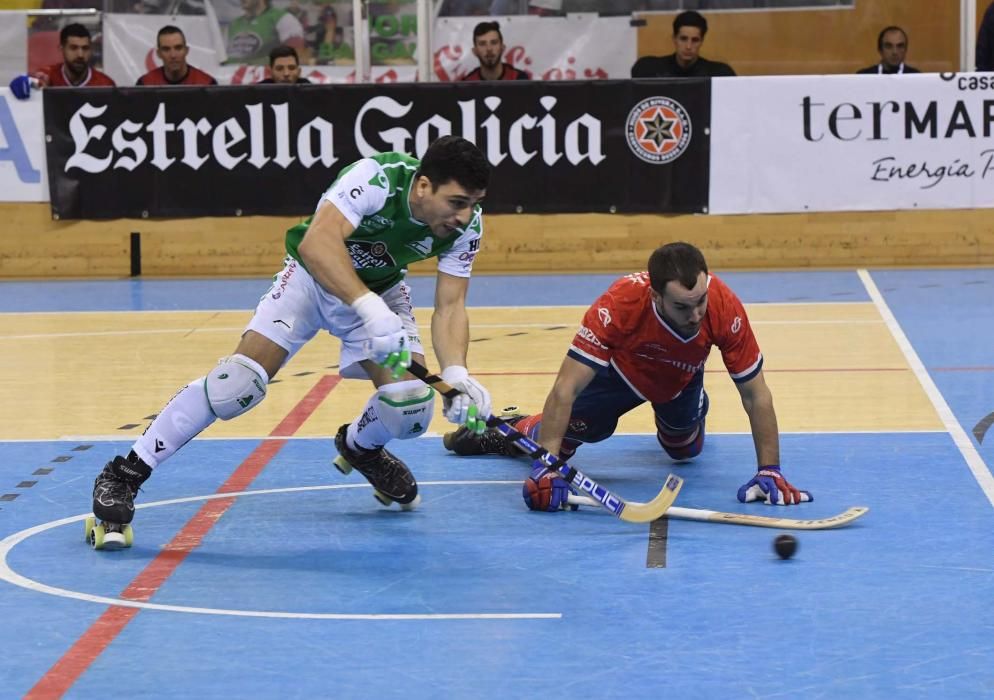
top-left (351, 291), bottom-right (407, 366)
top-left (440, 365), bottom-right (491, 427)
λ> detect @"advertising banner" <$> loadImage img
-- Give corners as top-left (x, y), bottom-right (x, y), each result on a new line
top-left (0, 11), bottom-right (28, 81)
top-left (0, 88), bottom-right (47, 203)
top-left (44, 79), bottom-right (710, 219)
top-left (709, 73), bottom-right (994, 214)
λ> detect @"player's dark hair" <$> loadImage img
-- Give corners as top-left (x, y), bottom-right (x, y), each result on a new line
top-left (60, 23), bottom-right (91, 45)
top-left (473, 21), bottom-right (503, 44)
top-left (157, 25), bottom-right (187, 47)
top-left (269, 44), bottom-right (300, 66)
top-left (877, 26), bottom-right (907, 51)
top-left (417, 136), bottom-right (490, 193)
top-left (673, 10), bottom-right (707, 37)
top-left (648, 242), bottom-right (708, 295)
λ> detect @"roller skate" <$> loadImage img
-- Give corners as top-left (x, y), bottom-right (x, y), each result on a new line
top-left (85, 453), bottom-right (151, 550)
top-left (443, 406), bottom-right (525, 456)
top-left (333, 424), bottom-right (420, 510)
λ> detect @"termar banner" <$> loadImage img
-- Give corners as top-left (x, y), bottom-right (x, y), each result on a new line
top-left (44, 80), bottom-right (710, 219)
top-left (709, 73), bottom-right (994, 214)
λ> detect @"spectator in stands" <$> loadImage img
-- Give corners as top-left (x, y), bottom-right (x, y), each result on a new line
top-left (978, 1), bottom-right (994, 71)
top-left (225, 0), bottom-right (309, 66)
top-left (630, 11), bottom-right (735, 78)
top-left (137, 25), bottom-right (217, 85)
top-left (258, 45), bottom-right (311, 83)
top-left (857, 26), bottom-right (920, 74)
top-left (461, 21), bottom-right (530, 81)
top-left (8, 23), bottom-right (114, 100)
top-left (311, 5), bottom-right (353, 65)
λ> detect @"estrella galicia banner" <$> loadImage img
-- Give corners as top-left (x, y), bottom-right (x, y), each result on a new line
top-left (43, 80), bottom-right (710, 219)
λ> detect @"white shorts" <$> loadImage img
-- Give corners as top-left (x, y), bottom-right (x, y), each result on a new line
top-left (245, 256), bottom-right (424, 379)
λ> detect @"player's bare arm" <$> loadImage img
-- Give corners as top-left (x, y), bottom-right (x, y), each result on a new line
top-left (430, 271), bottom-right (471, 369)
top-left (539, 356), bottom-right (597, 457)
top-left (296, 200), bottom-right (368, 304)
top-left (734, 369), bottom-right (780, 467)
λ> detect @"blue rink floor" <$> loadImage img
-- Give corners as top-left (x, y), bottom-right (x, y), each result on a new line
top-left (2, 269), bottom-right (994, 698)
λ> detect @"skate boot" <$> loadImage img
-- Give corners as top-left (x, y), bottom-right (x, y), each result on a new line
top-left (85, 453), bottom-right (152, 550)
top-left (333, 424), bottom-right (420, 510)
top-left (443, 406), bottom-right (524, 457)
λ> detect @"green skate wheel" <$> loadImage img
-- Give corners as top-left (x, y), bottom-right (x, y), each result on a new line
top-left (372, 490), bottom-right (392, 507)
top-left (332, 455), bottom-right (353, 475)
top-left (123, 524), bottom-right (134, 547)
top-left (84, 516), bottom-right (96, 542)
top-left (89, 523), bottom-right (106, 550)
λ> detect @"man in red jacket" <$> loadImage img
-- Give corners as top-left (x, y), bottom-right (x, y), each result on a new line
top-left (460, 21), bottom-right (530, 81)
top-left (8, 23), bottom-right (115, 99)
top-left (136, 25), bottom-right (218, 86)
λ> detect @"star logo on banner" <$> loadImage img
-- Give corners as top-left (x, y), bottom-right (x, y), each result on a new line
top-left (640, 111), bottom-right (676, 149)
top-left (625, 97), bottom-right (692, 165)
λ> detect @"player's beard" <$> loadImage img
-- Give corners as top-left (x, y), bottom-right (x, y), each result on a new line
top-left (67, 59), bottom-right (88, 79)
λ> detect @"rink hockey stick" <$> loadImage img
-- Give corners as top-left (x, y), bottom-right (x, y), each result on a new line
top-left (405, 362), bottom-right (683, 524)
top-left (567, 495), bottom-right (868, 530)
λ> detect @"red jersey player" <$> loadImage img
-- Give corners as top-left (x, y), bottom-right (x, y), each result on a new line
top-left (8, 23), bottom-right (114, 100)
top-left (460, 22), bottom-right (530, 82)
top-left (446, 242), bottom-right (811, 512)
top-left (136, 26), bottom-right (217, 86)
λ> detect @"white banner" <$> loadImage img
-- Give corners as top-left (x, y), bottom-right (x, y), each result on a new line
top-left (709, 73), bottom-right (994, 214)
top-left (0, 88), bottom-right (47, 202)
top-left (0, 11), bottom-right (28, 80)
top-left (432, 15), bottom-right (635, 82)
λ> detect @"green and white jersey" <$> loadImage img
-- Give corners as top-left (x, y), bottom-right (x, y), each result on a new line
top-left (226, 7), bottom-right (304, 65)
top-left (285, 152), bottom-right (484, 294)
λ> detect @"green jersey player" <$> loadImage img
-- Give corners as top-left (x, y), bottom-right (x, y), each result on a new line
top-left (225, 0), bottom-right (306, 66)
top-left (85, 136), bottom-right (491, 549)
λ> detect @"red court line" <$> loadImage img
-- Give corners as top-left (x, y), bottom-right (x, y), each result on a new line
top-left (477, 368), bottom-right (912, 376)
top-left (25, 375), bottom-right (340, 700)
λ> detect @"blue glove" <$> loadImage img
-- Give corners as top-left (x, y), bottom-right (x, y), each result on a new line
top-left (522, 461), bottom-right (571, 512)
top-left (737, 465), bottom-right (812, 506)
top-left (9, 75), bottom-right (32, 100)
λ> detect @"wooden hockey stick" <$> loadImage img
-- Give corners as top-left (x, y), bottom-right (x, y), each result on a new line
top-left (567, 494), bottom-right (868, 530)
top-left (405, 362), bottom-right (683, 524)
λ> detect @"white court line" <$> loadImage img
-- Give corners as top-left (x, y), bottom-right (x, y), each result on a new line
top-left (858, 269), bottom-right (994, 509)
top-left (0, 319), bottom-right (884, 342)
top-left (0, 301), bottom-right (871, 318)
top-left (0, 428), bottom-right (948, 444)
top-left (0, 481), bottom-right (561, 621)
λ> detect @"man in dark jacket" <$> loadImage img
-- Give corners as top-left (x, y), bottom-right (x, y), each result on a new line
top-left (631, 11), bottom-right (735, 79)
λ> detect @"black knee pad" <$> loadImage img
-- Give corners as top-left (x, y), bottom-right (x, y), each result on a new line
top-left (656, 419), bottom-right (705, 461)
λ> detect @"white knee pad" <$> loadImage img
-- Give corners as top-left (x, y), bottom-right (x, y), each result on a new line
top-left (376, 380), bottom-right (435, 440)
top-left (205, 353), bottom-right (269, 420)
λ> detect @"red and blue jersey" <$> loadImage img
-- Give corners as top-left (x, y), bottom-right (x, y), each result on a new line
top-left (567, 272), bottom-right (763, 404)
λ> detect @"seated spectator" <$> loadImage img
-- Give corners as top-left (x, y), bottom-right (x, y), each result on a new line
top-left (225, 0), bottom-right (309, 66)
top-left (257, 45), bottom-right (311, 83)
top-left (8, 22), bottom-right (114, 100)
top-left (137, 26), bottom-right (218, 85)
top-left (461, 21), bottom-right (530, 81)
top-left (310, 5), bottom-right (353, 65)
top-left (977, 1), bottom-right (994, 71)
top-left (631, 11), bottom-right (735, 78)
top-left (857, 26), bottom-right (920, 74)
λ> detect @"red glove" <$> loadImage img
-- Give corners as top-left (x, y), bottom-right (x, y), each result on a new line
top-left (522, 463), bottom-right (571, 512)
